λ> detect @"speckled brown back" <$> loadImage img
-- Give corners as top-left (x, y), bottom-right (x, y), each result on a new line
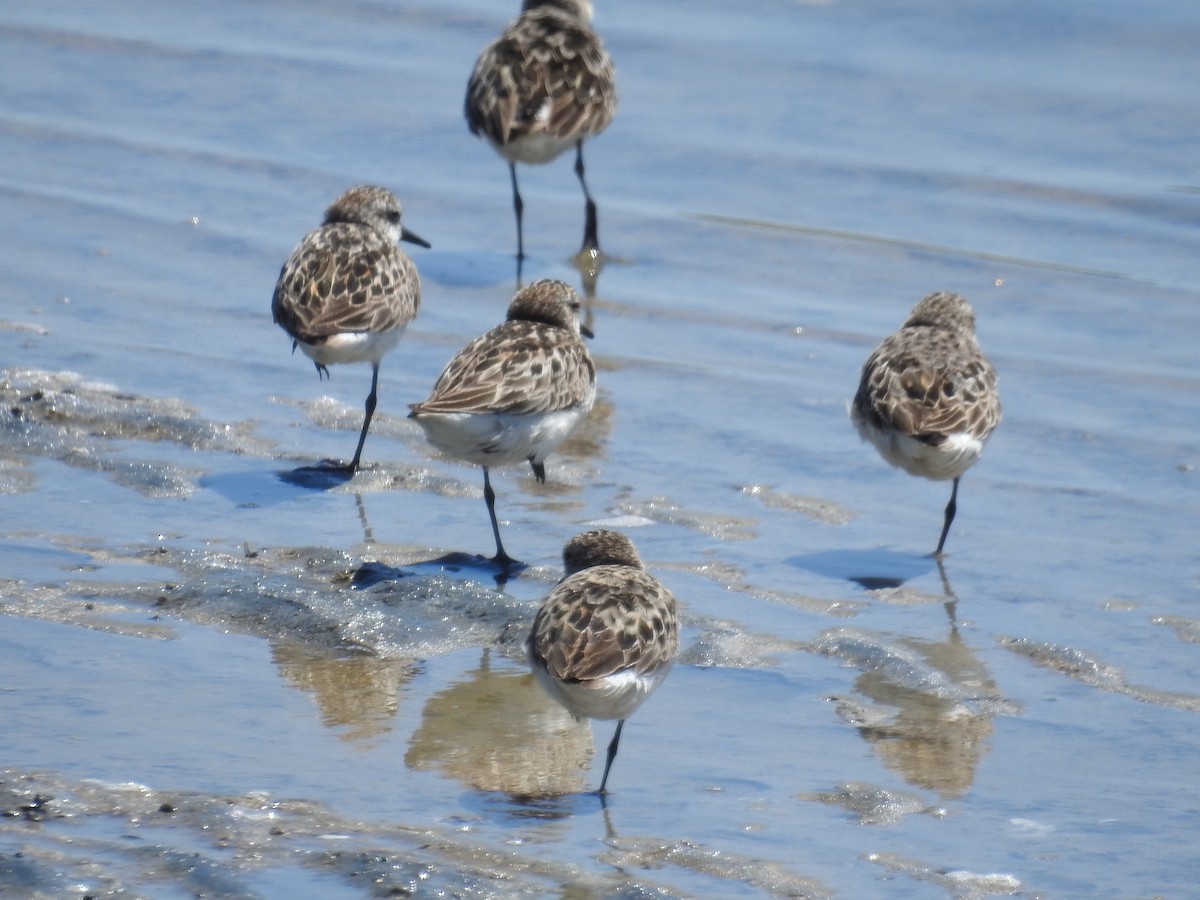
top-left (853, 292), bottom-right (1001, 444)
top-left (466, 2), bottom-right (615, 148)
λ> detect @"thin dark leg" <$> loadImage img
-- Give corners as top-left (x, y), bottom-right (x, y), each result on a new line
top-left (483, 467), bottom-right (518, 566)
top-left (509, 162), bottom-right (525, 262)
top-left (574, 141), bottom-right (599, 256)
top-left (935, 477), bottom-right (960, 556)
top-left (347, 363), bottom-right (379, 472)
top-left (597, 719), bottom-right (625, 795)
top-left (528, 458), bottom-right (545, 483)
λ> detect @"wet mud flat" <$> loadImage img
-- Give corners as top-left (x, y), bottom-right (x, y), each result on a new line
top-left (0, 369), bottom-right (840, 897)
top-left (3, 371), bottom-right (1199, 898)
top-left (0, 369), bottom-right (1010, 898)
top-left (1, 762), bottom-right (832, 899)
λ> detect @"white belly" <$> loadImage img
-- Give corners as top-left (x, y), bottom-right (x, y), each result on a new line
top-left (530, 661), bottom-right (674, 723)
top-left (297, 328), bottom-right (404, 368)
top-left (854, 417), bottom-right (985, 482)
top-left (413, 407), bottom-right (588, 468)
top-left (494, 130), bottom-right (577, 166)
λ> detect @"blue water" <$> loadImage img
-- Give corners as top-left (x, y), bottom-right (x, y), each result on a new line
top-left (2, 1), bottom-right (1198, 896)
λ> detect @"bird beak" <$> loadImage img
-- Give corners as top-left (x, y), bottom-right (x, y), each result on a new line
top-left (581, 324), bottom-right (595, 339)
top-left (401, 227), bottom-right (431, 249)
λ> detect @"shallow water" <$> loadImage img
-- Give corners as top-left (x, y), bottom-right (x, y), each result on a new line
top-left (2, 0), bottom-right (1199, 896)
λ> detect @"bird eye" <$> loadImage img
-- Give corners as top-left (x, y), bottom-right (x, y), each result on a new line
top-left (386, 210), bottom-right (401, 224)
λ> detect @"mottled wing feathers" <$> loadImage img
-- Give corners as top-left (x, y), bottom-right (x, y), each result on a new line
top-left (411, 321), bottom-right (595, 416)
top-left (272, 223), bottom-right (420, 343)
top-left (530, 567), bottom-right (679, 683)
top-left (855, 330), bottom-right (1000, 445)
top-left (466, 9), bottom-right (615, 146)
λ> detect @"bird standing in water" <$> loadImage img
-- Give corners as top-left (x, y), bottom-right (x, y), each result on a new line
top-left (272, 185), bottom-right (430, 474)
top-left (408, 279), bottom-right (596, 567)
top-left (852, 291), bottom-right (1001, 555)
top-left (466, 0), bottom-right (616, 265)
top-left (527, 530), bottom-right (679, 796)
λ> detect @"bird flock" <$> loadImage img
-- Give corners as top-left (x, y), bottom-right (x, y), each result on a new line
top-left (270, 0), bottom-right (1001, 796)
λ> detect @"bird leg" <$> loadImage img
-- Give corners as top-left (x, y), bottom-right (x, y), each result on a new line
top-left (935, 477), bottom-right (960, 556)
top-left (483, 467), bottom-right (519, 566)
top-left (529, 458), bottom-right (546, 483)
top-left (574, 141), bottom-right (599, 257)
top-left (347, 363), bottom-right (379, 473)
top-left (598, 719), bottom-right (625, 795)
top-left (509, 162), bottom-right (525, 262)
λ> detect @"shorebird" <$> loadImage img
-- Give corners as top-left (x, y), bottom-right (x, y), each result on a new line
top-left (272, 185), bottom-right (430, 474)
top-left (527, 529), bottom-right (679, 795)
top-left (851, 292), bottom-right (1001, 555)
top-left (465, 0), bottom-right (616, 262)
top-left (408, 279), bottom-right (596, 565)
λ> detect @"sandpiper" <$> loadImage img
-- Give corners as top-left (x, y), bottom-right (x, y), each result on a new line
top-left (465, 0), bottom-right (616, 262)
top-left (408, 279), bottom-right (596, 565)
top-left (851, 291), bottom-right (1001, 555)
top-left (272, 185), bottom-right (430, 473)
top-left (527, 529), bottom-right (679, 795)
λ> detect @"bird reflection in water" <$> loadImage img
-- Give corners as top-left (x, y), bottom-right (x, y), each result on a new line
top-left (833, 634), bottom-right (997, 798)
top-left (271, 641), bottom-right (416, 743)
top-left (822, 569), bottom-right (1006, 799)
top-left (405, 650), bottom-right (594, 803)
